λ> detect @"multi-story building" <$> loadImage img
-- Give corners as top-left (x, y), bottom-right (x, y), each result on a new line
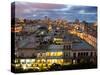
top-left (13, 29), bottom-right (96, 70)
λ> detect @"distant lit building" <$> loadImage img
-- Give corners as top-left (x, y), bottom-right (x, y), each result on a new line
top-left (11, 24), bottom-right (23, 33)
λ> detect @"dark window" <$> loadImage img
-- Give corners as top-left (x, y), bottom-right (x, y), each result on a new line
top-left (86, 52), bottom-right (88, 56)
top-left (64, 45), bottom-right (66, 49)
top-left (21, 53), bottom-right (24, 57)
top-left (90, 52), bottom-right (93, 56)
top-left (81, 52), bottom-right (83, 56)
top-left (32, 54), bottom-right (36, 58)
top-left (78, 53), bottom-right (80, 56)
top-left (73, 53), bottom-right (76, 58)
top-left (68, 45), bottom-right (71, 50)
top-left (83, 52), bottom-right (85, 56)
top-left (64, 53), bottom-right (68, 57)
top-left (94, 52), bottom-right (96, 56)
top-left (65, 53), bottom-right (68, 57)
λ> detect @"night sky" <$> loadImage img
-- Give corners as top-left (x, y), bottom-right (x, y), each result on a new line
top-left (12, 1), bottom-right (97, 22)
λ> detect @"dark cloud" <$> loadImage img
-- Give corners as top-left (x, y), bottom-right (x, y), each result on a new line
top-left (70, 6), bottom-right (97, 13)
top-left (11, 1), bottom-right (97, 22)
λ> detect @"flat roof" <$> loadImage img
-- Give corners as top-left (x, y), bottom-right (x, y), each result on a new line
top-left (72, 38), bottom-right (95, 50)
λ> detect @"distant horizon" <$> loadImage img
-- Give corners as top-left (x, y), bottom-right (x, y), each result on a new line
top-left (14, 17), bottom-right (96, 23)
top-left (12, 1), bottom-right (97, 23)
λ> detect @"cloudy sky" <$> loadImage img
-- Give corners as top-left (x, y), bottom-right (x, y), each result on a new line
top-left (12, 1), bottom-right (97, 22)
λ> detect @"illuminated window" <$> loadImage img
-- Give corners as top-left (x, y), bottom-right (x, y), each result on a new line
top-left (31, 59), bottom-right (35, 62)
top-left (54, 52), bottom-right (57, 56)
top-left (54, 59), bottom-right (57, 63)
top-left (46, 52), bottom-right (63, 56)
top-left (47, 59), bottom-right (63, 64)
top-left (15, 64), bottom-right (20, 67)
top-left (54, 38), bottom-right (63, 41)
top-left (37, 53), bottom-right (42, 57)
top-left (51, 52), bottom-right (54, 56)
top-left (37, 60), bottom-right (40, 63)
top-left (20, 59), bottom-right (25, 64)
top-left (43, 64), bottom-right (46, 67)
top-left (46, 52), bottom-right (51, 56)
top-left (51, 59), bottom-right (55, 63)
top-left (41, 59), bottom-right (46, 63)
top-left (42, 53), bottom-right (46, 57)
top-left (26, 64), bottom-right (32, 67)
top-left (57, 52), bottom-right (63, 56)
top-left (60, 59), bottom-right (63, 63)
top-left (53, 38), bottom-right (63, 44)
top-left (38, 64), bottom-right (42, 67)
top-left (22, 64), bottom-right (27, 70)
top-left (26, 59), bottom-right (30, 63)
top-left (47, 59), bottom-right (51, 63)
top-left (15, 59), bottom-right (19, 63)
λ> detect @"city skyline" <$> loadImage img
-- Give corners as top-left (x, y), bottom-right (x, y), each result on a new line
top-left (12, 1), bottom-right (97, 22)
top-left (11, 2), bottom-right (97, 73)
